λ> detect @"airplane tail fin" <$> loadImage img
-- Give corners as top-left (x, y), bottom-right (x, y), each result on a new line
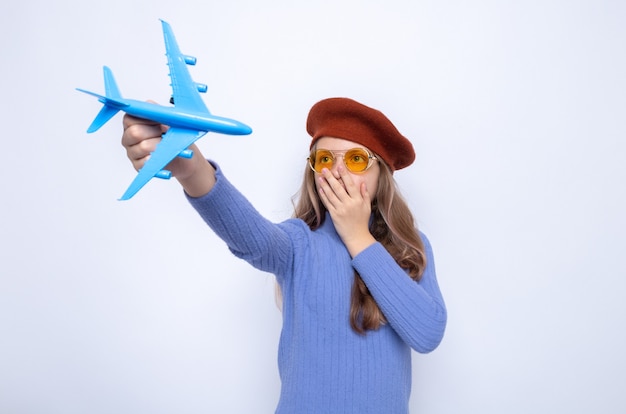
top-left (102, 66), bottom-right (122, 100)
top-left (76, 66), bottom-right (128, 133)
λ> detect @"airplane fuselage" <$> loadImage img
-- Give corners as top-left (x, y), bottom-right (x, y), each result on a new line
top-left (111, 99), bottom-right (252, 135)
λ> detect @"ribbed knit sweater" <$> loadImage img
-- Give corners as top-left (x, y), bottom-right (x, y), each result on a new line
top-left (187, 164), bottom-right (447, 413)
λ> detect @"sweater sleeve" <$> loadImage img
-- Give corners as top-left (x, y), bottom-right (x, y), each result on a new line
top-left (351, 233), bottom-right (447, 353)
top-left (185, 161), bottom-right (297, 279)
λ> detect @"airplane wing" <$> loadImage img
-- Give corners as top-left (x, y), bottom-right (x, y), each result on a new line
top-left (161, 19), bottom-right (210, 114)
top-left (119, 127), bottom-right (207, 200)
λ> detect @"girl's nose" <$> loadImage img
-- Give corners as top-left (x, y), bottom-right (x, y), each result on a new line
top-left (329, 155), bottom-right (344, 176)
top-left (330, 160), bottom-right (343, 177)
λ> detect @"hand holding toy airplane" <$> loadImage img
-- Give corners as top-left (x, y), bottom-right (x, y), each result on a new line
top-left (77, 19), bottom-right (252, 200)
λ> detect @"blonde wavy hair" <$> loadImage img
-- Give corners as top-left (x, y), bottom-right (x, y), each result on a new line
top-left (285, 150), bottom-right (427, 334)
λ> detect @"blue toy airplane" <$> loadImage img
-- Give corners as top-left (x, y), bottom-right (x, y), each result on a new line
top-left (77, 19), bottom-right (252, 200)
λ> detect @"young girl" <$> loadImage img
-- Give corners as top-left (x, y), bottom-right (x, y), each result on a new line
top-left (122, 97), bottom-right (447, 413)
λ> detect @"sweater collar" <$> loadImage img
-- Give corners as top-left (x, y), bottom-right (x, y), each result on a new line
top-left (317, 212), bottom-right (375, 237)
top-left (318, 212), bottom-right (338, 235)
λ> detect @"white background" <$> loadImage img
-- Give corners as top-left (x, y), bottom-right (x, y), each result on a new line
top-left (1, 1), bottom-right (625, 413)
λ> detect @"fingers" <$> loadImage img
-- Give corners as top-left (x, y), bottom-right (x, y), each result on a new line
top-left (336, 164), bottom-right (361, 198)
top-left (121, 114), bottom-right (167, 171)
top-left (317, 165), bottom-right (371, 212)
top-left (318, 165), bottom-right (359, 198)
top-left (122, 115), bottom-right (164, 143)
top-left (317, 169), bottom-right (344, 210)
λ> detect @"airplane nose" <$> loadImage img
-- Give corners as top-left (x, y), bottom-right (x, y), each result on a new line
top-left (234, 121), bottom-right (253, 135)
top-left (240, 123), bottom-right (253, 135)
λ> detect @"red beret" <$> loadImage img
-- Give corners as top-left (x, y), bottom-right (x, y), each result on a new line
top-left (306, 97), bottom-right (415, 171)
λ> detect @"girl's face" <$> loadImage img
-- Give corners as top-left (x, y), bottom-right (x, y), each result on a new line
top-left (312, 137), bottom-right (380, 198)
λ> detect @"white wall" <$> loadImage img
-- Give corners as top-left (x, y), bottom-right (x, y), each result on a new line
top-left (1, 1), bottom-right (625, 413)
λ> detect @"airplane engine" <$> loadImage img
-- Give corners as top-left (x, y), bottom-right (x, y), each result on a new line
top-left (178, 149), bottom-right (194, 158)
top-left (196, 83), bottom-right (208, 93)
top-left (183, 55), bottom-right (197, 65)
top-left (155, 170), bottom-right (172, 180)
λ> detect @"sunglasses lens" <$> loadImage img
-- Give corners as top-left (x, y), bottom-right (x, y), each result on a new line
top-left (311, 150), bottom-right (333, 173)
top-left (344, 149), bottom-right (370, 172)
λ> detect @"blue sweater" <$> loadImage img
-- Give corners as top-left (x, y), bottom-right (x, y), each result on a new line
top-left (187, 164), bottom-right (447, 413)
